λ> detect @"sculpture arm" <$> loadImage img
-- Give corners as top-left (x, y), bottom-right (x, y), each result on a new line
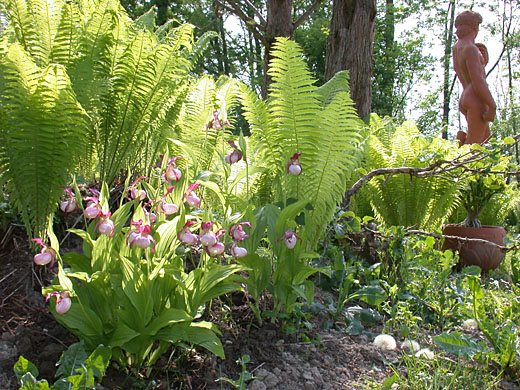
top-left (465, 52), bottom-right (496, 122)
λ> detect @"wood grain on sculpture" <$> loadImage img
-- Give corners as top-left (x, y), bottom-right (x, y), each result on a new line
top-left (452, 10), bottom-right (496, 146)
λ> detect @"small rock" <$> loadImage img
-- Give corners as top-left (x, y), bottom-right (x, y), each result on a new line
top-left (304, 381), bottom-right (315, 390)
top-left (248, 379), bottom-right (267, 390)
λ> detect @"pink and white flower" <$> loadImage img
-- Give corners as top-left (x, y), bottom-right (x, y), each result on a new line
top-left (229, 222), bottom-right (251, 242)
top-left (46, 291), bottom-right (71, 314)
top-left (126, 220), bottom-right (156, 251)
top-left (286, 153), bottom-right (303, 176)
top-left (165, 157), bottom-right (182, 182)
top-left (59, 187), bottom-right (77, 213)
top-left (278, 230), bottom-right (302, 249)
top-left (155, 186), bottom-right (179, 216)
top-left (199, 221), bottom-right (217, 247)
top-left (177, 221), bottom-right (199, 246)
top-left (205, 229), bottom-right (226, 257)
top-left (84, 196), bottom-right (102, 219)
top-left (184, 183), bottom-right (201, 208)
top-left (95, 211), bottom-right (115, 236)
top-left (230, 243), bottom-right (247, 258)
top-left (31, 238), bottom-right (57, 267)
top-left (225, 141), bottom-right (243, 165)
top-left (127, 176), bottom-right (147, 201)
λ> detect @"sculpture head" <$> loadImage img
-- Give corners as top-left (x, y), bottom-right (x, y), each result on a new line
top-left (455, 10), bottom-right (482, 38)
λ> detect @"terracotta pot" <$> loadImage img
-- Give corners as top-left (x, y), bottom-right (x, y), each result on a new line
top-left (442, 224), bottom-right (506, 272)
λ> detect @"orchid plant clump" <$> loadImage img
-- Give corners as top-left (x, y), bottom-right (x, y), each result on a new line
top-left (38, 153), bottom-right (258, 370)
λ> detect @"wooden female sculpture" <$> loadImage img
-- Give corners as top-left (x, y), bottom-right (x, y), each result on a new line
top-left (453, 10), bottom-right (496, 146)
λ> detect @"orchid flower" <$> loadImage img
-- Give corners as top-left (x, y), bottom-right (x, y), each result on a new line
top-left (205, 229), bottom-right (226, 257)
top-left (199, 221), bottom-right (217, 247)
top-left (127, 176), bottom-right (147, 201)
top-left (278, 230), bottom-right (302, 249)
top-left (225, 140), bottom-right (243, 165)
top-left (143, 204), bottom-right (157, 224)
top-left (59, 187), bottom-right (77, 213)
top-left (183, 183), bottom-right (201, 207)
top-left (95, 211), bottom-right (115, 236)
top-left (177, 221), bottom-right (199, 246)
top-left (84, 196), bottom-right (102, 219)
top-left (165, 157), bottom-right (182, 182)
top-left (230, 243), bottom-right (247, 258)
top-left (286, 153), bottom-right (303, 176)
top-left (229, 222), bottom-right (251, 242)
top-left (155, 186), bottom-right (178, 215)
top-left (208, 109), bottom-right (229, 130)
top-left (126, 219), bottom-right (156, 251)
top-left (45, 291), bottom-right (71, 314)
top-left (31, 238), bottom-right (57, 267)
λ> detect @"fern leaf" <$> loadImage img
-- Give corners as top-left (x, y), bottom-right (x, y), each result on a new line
top-left (0, 44), bottom-right (87, 238)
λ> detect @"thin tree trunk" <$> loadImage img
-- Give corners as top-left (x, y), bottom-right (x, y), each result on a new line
top-left (441, 0), bottom-right (456, 139)
top-left (263, 0), bottom-right (293, 98)
top-left (324, 0), bottom-right (377, 119)
top-left (380, 0), bottom-right (395, 117)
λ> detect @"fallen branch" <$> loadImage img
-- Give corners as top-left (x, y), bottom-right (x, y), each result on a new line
top-left (342, 134), bottom-right (520, 208)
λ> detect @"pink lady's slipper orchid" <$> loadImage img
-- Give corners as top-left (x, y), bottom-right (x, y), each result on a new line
top-left (199, 221), bottom-right (217, 247)
top-left (278, 230), bottom-right (302, 249)
top-left (184, 184), bottom-right (201, 207)
top-left (165, 157), bottom-right (182, 182)
top-left (143, 204), bottom-right (157, 224)
top-left (59, 187), bottom-right (77, 213)
top-left (286, 153), bottom-right (303, 176)
top-left (95, 211), bottom-right (115, 236)
top-left (177, 221), bottom-right (199, 246)
top-left (84, 196), bottom-right (102, 219)
top-left (205, 229), bottom-right (226, 257)
top-left (126, 220), bottom-right (156, 251)
top-left (230, 243), bottom-right (247, 259)
top-left (127, 176), bottom-right (147, 201)
top-left (208, 109), bottom-right (230, 130)
top-left (31, 238), bottom-right (57, 267)
top-left (229, 222), bottom-right (251, 242)
top-left (155, 186), bottom-right (178, 216)
top-left (46, 292), bottom-right (71, 314)
top-left (225, 141), bottom-right (243, 165)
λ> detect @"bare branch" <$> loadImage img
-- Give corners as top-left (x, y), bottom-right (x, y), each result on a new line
top-left (241, 0), bottom-right (266, 26)
top-left (293, 0), bottom-right (324, 30)
top-left (217, 0), bottom-right (265, 43)
top-left (342, 133), bottom-right (520, 208)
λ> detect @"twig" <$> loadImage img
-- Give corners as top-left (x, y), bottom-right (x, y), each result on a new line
top-left (360, 224), bottom-right (518, 252)
top-left (59, 213), bottom-right (84, 246)
top-left (406, 229), bottom-right (517, 252)
top-left (343, 134), bottom-right (520, 208)
top-left (0, 269), bottom-right (16, 284)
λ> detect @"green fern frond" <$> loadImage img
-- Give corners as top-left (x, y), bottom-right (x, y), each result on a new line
top-left (5, 0), bottom-right (37, 58)
top-left (51, 0), bottom-right (82, 66)
top-left (176, 76), bottom-right (219, 173)
top-left (303, 91), bottom-right (361, 247)
top-left (365, 120), bottom-right (462, 230)
top-left (315, 70), bottom-right (351, 106)
top-left (0, 44), bottom-right (87, 239)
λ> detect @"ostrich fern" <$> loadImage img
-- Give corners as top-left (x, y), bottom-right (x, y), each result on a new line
top-left (364, 118), bottom-right (462, 230)
top-left (0, 44), bottom-right (88, 239)
top-left (240, 38), bottom-right (362, 248)
top-left (1, 0), bottom-right (211, 240)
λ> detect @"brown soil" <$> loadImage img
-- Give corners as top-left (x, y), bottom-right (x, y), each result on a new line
top-left (0, 225), bottom-right (412, 389)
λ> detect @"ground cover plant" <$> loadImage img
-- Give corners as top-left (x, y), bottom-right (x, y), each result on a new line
top-left (1, 0), bottom-right (520, 389)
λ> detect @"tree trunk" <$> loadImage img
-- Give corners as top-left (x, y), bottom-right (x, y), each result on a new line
top-left (441, 0), bottom-right (455, 139)
top-left (324, 0), bottom-right (376, 119)
top-left (263, 0), bottom-right (293, 98)
top-left (380, 0), bottom-right (395, 117)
